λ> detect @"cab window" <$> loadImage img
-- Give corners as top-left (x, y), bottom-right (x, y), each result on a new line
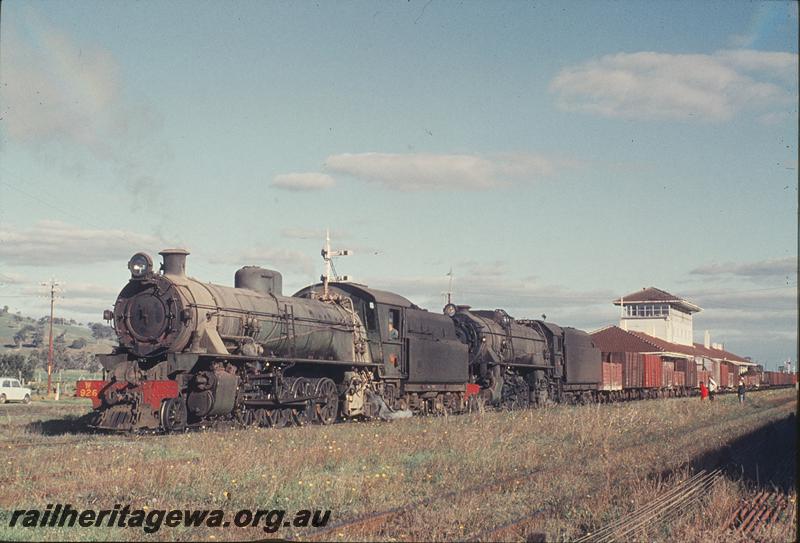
top-left (365, 302), bottom-right (377, 331)
top-left (387, 308), bottom-right (401, 340)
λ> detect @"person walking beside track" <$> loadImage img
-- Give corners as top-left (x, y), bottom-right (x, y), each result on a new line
top-left (700, 381), bottom-right (709, 401)
top-left (737, 378), bottom-right (746, 404)
top-left (708, 377), bottom-right (717, 401)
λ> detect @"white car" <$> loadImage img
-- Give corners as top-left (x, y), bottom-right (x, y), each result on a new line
top-left (0, 377), bottom-right (32, 404)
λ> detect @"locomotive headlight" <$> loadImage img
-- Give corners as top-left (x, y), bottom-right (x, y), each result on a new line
top-left (128, 252), bottom-right (153, 278)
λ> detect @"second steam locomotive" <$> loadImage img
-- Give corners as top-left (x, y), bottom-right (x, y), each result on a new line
top-left (79, 248), bottom-right (604, 432)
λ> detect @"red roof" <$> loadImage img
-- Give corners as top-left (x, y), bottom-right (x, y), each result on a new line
top-left (591, 325), bottom-right (662, 353)
top-left (590, 326), bottom-right (749, 362)
top-left (628, 331), bottom-right (697, 356)
top-left (692, 343), bottom-right (750, 363)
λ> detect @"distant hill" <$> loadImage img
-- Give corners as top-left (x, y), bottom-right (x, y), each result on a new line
top-left (0, 309), bottom-right (116, 357)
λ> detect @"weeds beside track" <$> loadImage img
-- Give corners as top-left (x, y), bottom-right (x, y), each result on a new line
top-left (296, 393), bottom-right (796, 542)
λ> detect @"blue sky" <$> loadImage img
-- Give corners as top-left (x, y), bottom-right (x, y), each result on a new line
top-left (0, 1), bottom-right (797, 369)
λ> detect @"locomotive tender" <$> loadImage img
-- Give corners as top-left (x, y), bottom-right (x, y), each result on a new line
top-left (78, 249), bottom-right (603, 432)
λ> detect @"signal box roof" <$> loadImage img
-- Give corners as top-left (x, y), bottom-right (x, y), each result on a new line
top-left (613, 287), bottom-right (702, 313)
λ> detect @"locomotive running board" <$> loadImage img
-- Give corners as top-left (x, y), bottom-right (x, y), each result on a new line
top-left (195, 353), bottom-right (378, 367)
top-left (404, 383), bottom-right (471, 392)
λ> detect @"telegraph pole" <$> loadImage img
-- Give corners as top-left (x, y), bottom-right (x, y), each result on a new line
top-left (42, 279), bottom-right (60, 399)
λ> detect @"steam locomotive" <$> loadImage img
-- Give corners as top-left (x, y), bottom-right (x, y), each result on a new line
top-left (77, 249), bottom-right (604, 432)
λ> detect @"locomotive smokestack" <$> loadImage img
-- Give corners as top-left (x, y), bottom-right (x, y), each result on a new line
top-left (159, 249), bottom-right (189, 277)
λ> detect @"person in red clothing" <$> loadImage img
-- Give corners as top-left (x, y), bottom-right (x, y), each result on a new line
top-left (699, 381), bottom-right (709, 400)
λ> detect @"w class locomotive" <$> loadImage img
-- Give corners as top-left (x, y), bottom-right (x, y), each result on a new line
top-left (77, 247), bottom-right (602, 432)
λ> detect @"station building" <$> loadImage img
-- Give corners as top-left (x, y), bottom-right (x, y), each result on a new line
top-left (591, 287), bottom-right (756, 387)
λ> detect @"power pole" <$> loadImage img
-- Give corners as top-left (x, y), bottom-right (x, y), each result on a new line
top-left (41, 279), bottom-right (61, 399)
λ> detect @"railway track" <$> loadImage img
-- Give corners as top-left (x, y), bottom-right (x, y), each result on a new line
top-left (294, 466), bottom-right (548, 541)
top-left (724, 490), bottom-right (795, 538)
top-left (572, 469), bottom-right (723, 543)
top-left (1, 436), bottom-right (99, 450)
top-left (290, 396), bottom-right (794, 542)
top-left (0, 434), bottom-right (145, 451)
top-left (569, 409), bottom-right (796, 543)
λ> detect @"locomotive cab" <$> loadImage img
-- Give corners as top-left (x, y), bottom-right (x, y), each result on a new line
top-left (293, 283), bottom-right (468, 387)
top-left (293, 283), bottom-right (411, 379)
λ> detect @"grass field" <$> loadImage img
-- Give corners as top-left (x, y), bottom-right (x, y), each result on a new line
top-left (0, 389), bottom-right (796, 542)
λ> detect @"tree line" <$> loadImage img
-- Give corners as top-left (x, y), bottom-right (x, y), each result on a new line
top-left (1, 349), bottom-right (101, 380)
top-left (1, 313), bottom-right (112, 379)
top-left (12, 321), bottom-right (113, 348)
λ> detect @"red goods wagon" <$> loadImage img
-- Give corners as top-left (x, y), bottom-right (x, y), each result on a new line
top-left (604, 352), bottom-right (625, 364)
top-left (698, 369), bottom-right (710, 388)
top-left (642, 354), bottom-right (663, 388)
top-left (622, 352), bottom-right (643, 388)
top-left (663, 361), bottom-right (675, 388)
top-left (762, 371), bottom-right (787, 386)
top-left (744, 374), bottom-right (759, 387)
top-left (719, 363), bottom-right (730, 389)
top-left (601, 362), bottom-right (623, 390)
top-left (675, 359), bottom-right (698, 387)
top-left (674, 371), bottom-right (685, 387)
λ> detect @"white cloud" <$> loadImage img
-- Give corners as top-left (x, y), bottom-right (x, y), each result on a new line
top-left (715, 50), bottom-right (797, 76)
top-left (549, 49), bottom-right (797, 122)
top-left (211, 247), bottom-right (315, 277)
top-left (727, 33), bottom-right (756, 49)
top-left (758, 111), bottom-right (797, 126)
top-left (687, 285), bottom-right (797, 311)
top-left (0, 22), bottom-right (171, 207)
top-left (280, 228), bottom-right (349, 240)
top-left (0, 221), bottom-right (167, 266)
top-left (324, 152), bottom-right (559, 191)
top-left (366, 273), bottom-right (616, 320)
top-left (457, 259), bottom-right (510, 278)
top-left (1, 26), bottom-right (118, 145)
top-left (15, 282), bottom-right (120, 319)
top-left (690, 257), bottom-right (797, 279)
top-left (271, 173), bottom-right (336, 191)
top-left (0, 272), bottom-right (27, 285)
